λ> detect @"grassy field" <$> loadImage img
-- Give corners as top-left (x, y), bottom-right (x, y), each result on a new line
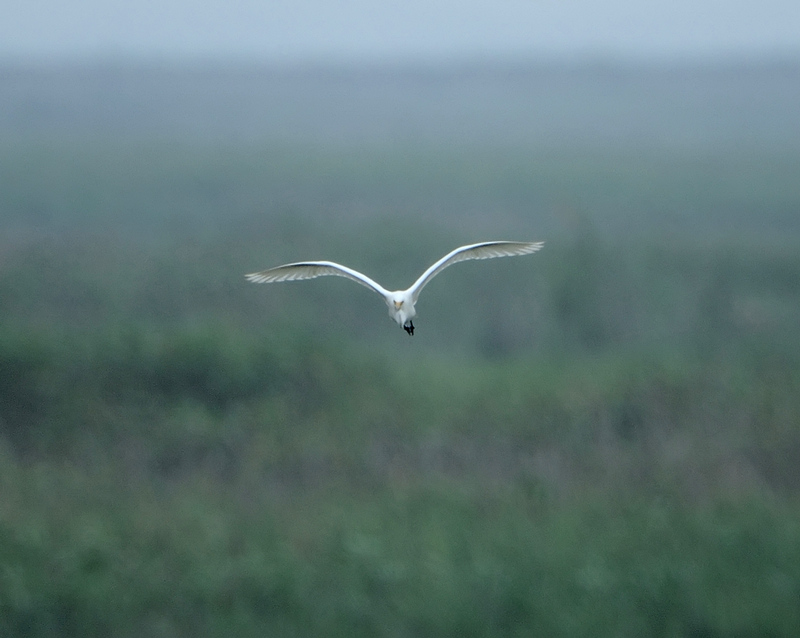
top-left (2, 322), bottom-right (799, 636)
top-left (1, 62), bottom-right (800, 636)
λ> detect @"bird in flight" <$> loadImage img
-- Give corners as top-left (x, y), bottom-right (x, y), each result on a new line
top-left (246, 240), bottom-right (543, 335)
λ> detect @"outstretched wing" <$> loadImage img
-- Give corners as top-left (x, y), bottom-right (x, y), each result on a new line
top-left (408, 241), bottom-right (543, 301)
top-left (245, 261), bottom-right (389, 297)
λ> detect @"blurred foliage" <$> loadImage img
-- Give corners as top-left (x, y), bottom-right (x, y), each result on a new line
top-left (1, 130), bottom-right (799, 636)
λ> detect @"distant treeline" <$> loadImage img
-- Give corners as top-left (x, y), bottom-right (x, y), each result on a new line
top-left (2, 61), bottom-right (800, 148)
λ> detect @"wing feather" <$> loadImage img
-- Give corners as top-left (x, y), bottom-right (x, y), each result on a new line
top-left (245, 261), bottom-right (389, 297)
top-left (409, 241), bottom-right (543, 301)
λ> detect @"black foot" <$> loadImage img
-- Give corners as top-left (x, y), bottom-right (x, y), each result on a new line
top-left (404, 321), bottom-right (415, 336)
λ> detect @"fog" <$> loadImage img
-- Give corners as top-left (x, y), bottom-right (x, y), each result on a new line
top-left (3, 0), bottom-right (800, 61)
top-left (2, 5), bottom-right (800, 635)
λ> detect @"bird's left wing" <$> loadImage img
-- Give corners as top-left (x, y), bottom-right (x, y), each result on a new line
top-left (408, 241), bottom-right (543, 301)
top-left (245, 261), bottom-right (390, 297)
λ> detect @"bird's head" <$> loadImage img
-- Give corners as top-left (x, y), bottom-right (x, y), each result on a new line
top-left (387, 292), bottom-right (415, 327)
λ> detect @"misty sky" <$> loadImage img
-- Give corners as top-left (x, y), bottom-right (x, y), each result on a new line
top-left (2, 0), bottom-right (800, 62)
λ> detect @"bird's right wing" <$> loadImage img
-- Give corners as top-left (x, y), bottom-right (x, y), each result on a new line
top-left (245, 261), bottom-right (390, 298)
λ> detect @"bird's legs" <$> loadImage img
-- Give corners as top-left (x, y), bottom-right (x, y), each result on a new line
top-left (404, 321), bottom-right (415, 336)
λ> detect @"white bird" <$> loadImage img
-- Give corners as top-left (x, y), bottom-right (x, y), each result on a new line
top-left (245, 240), bottom-right (543, 335)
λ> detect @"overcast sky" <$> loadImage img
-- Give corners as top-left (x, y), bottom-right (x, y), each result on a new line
top-left (2, 0), bottom-right (800, 63)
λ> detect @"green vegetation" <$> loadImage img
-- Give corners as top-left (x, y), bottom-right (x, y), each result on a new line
top-left (1, 69), bottom-right (800, 634)
top-left (2, 320), bottom-right (799, 636)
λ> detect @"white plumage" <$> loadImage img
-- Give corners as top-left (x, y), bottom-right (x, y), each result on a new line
top-left (246, 240), bottom-right (543, 335)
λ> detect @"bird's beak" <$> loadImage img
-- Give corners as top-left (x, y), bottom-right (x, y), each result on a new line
top-left (394, 300), bottom-right (404, 309)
